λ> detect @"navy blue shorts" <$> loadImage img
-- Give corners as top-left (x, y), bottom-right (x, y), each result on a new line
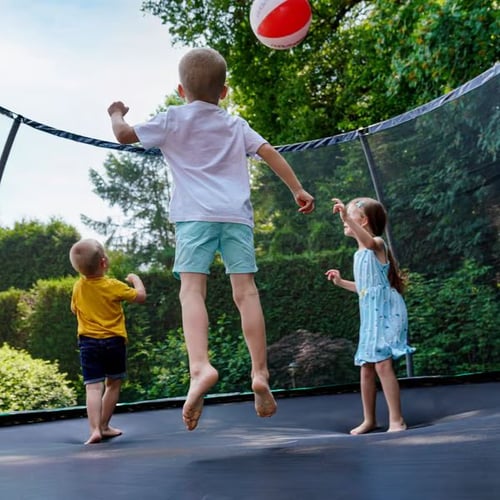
top-left (78, 335), bottom-right (127, 384)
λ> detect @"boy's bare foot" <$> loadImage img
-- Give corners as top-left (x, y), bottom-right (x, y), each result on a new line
top-left (182, 365), bottom-right (219, 431)
top-left (350, 421), bottom-right (377, 435)
top-left (102, 426), bottom-right (123, 439)
top-left (252, 374), bottom-right (277, 418)
top-left (387, 420), bottom-right (407, 433)
top-left (85, 431), bottom-right (102, 445)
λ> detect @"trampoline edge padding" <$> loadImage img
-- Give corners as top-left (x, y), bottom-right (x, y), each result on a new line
top-left (1, 370), bottom-right (499, 427)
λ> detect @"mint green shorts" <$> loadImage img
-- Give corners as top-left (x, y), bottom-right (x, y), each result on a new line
top-left (173, 221), bottom-right (258, 280)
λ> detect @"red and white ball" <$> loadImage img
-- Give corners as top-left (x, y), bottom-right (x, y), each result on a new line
top-left (250, 0), bottom-right (312, 50)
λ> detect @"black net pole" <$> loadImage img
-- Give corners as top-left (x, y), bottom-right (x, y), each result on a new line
top-left (358, 128), bottom-right (415, 378)
top-left (0, 116), bottom-right (21, 185)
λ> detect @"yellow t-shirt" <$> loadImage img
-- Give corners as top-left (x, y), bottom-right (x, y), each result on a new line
top-left (71, 276), bottom-right (138, 340)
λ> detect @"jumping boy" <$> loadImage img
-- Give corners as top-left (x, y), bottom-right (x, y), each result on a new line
top-left (107, 47), bottom-right (314, 430)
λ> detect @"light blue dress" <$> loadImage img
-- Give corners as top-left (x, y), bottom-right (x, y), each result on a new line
top-left (353, 247), bottom-right (415, 366)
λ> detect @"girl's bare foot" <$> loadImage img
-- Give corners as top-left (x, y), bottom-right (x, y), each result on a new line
top-left (350, 421), bottom-right (377, 435)
top-left (102, 426), bottom-right (123, 439)
top-left (387, 419), bottom-right (407, 433)
top-left (85, 431), bottom-right (102, 445)
top-left (182, 365), bottom-right (219, 431)
top-left (252, 374), bottom-right (277, 418)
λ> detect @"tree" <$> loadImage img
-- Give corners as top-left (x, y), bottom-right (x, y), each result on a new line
top-left (371, 90), bottom-right (499, 276)
top-left (141, 0), bottom-right (498, 143)
top-left (0, 219), bottom-right (80, 291)
top-left (83, 153), bottom-right (175, 267)
top-left (139, 0), bottom-right (498, 263)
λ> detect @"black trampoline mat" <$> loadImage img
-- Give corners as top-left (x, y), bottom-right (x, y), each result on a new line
top-left (0, 381), bottom-right (499, 500)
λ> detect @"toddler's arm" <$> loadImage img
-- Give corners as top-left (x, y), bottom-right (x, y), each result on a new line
top-left (257, 143), bottom-right (315, 214)
top-left (126, 273), bottom-right (147, 303)
top-left (108, 101), bottom-right (140, 144)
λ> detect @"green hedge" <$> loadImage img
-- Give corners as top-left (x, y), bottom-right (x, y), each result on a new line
top-left (405, 260), bottom-right (500, 375)
top-left (0, 289), bottom-right (27, 349)
top-left (0, 255), bottom-right (498, 407)
top-left (124, 249), bottom-right (359, 346)
top-left (26, 276), bottom-right (81, 381)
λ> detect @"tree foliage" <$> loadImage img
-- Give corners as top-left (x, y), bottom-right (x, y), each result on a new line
top-left (78, 1), bottom-right (499, 268)
top-left (84, 152), bottom-right (175, 267)
top-left (135, 0), bottom-right (499, 270)
top-left (0, 219), bottom-right (79, 291)
top-left (141, 0), bottom-right (498, 143)
top-left (406, 261), bottom-right (500, 375)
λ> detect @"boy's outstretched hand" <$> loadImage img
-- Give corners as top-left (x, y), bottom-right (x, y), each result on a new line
top-left (107, 101), bottom-right (139, 144)
top-left (107, 101), bottom-right (129, 117)
top-left (295, 189), bottom-right (315, 214)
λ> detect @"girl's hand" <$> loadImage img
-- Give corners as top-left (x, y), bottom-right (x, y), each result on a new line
top-left (331, 198), bottom-right (346, 220)
top-left (325, 269), bottom-right (342, 285)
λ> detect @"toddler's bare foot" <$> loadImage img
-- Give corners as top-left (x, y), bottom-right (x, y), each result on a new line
top-left (102, 426), bottom-right (123, 439)
top-left (182, 365), bottom-right (219, 431)
top-left (252, 374), bottom-right (277, 418)
top-left (85, 431), bottom-right (102, 445)
top-left (387, 420), bottom-right (407, 433)
top-left (350, 421), bottom-right (377, 435)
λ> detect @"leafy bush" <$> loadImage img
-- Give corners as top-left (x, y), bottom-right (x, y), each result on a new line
top-left (268, 330), bottom-right (357, 389)
top-left (121, 327), bottom-right (190, 402)
top-left (122, 315), bottom-right (252, 401)
top-left (208, 315), bottom-right (252, 393)
top-left (0, 344), bottom-right (76, 412)
top-left (406, 260), bottom-right (500, 375)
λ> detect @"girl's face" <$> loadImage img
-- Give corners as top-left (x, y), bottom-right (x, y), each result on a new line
top-left (344, 203), bottom-right (367, 237)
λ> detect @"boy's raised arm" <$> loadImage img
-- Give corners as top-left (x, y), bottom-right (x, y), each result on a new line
top-left (256, 143), bottom-right (315, 214)
top-left (108, 101), bottom-right (139, 144)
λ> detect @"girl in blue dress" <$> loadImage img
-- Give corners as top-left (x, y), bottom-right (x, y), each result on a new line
top-left (325, 197), bottom-right (415, 434)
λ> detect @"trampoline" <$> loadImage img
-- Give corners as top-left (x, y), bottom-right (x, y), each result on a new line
top-left (1, 375), bottom-right (499, 500)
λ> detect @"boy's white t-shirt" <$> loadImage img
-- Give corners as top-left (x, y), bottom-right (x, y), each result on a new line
top-left (134, 100), bottom-right (267, 228)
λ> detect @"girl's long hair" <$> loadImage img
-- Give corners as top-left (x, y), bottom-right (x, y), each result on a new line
top-left (351, 197), bottom-right (405, 294)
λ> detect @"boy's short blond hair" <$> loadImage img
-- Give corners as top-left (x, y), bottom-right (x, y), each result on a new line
top-left (179, 48), bottom-right (227, 103)
top-left (69, 239), bottom-right (105, 276)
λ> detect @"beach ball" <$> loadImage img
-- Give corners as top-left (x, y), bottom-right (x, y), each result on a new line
top-left (250, 0), bottom-right (312, 50)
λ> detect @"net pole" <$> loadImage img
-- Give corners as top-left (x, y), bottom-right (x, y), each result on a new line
top-left (0, 116), bottom-right (21, 185)
top-left (358, 128), bottom-right (415, 378)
